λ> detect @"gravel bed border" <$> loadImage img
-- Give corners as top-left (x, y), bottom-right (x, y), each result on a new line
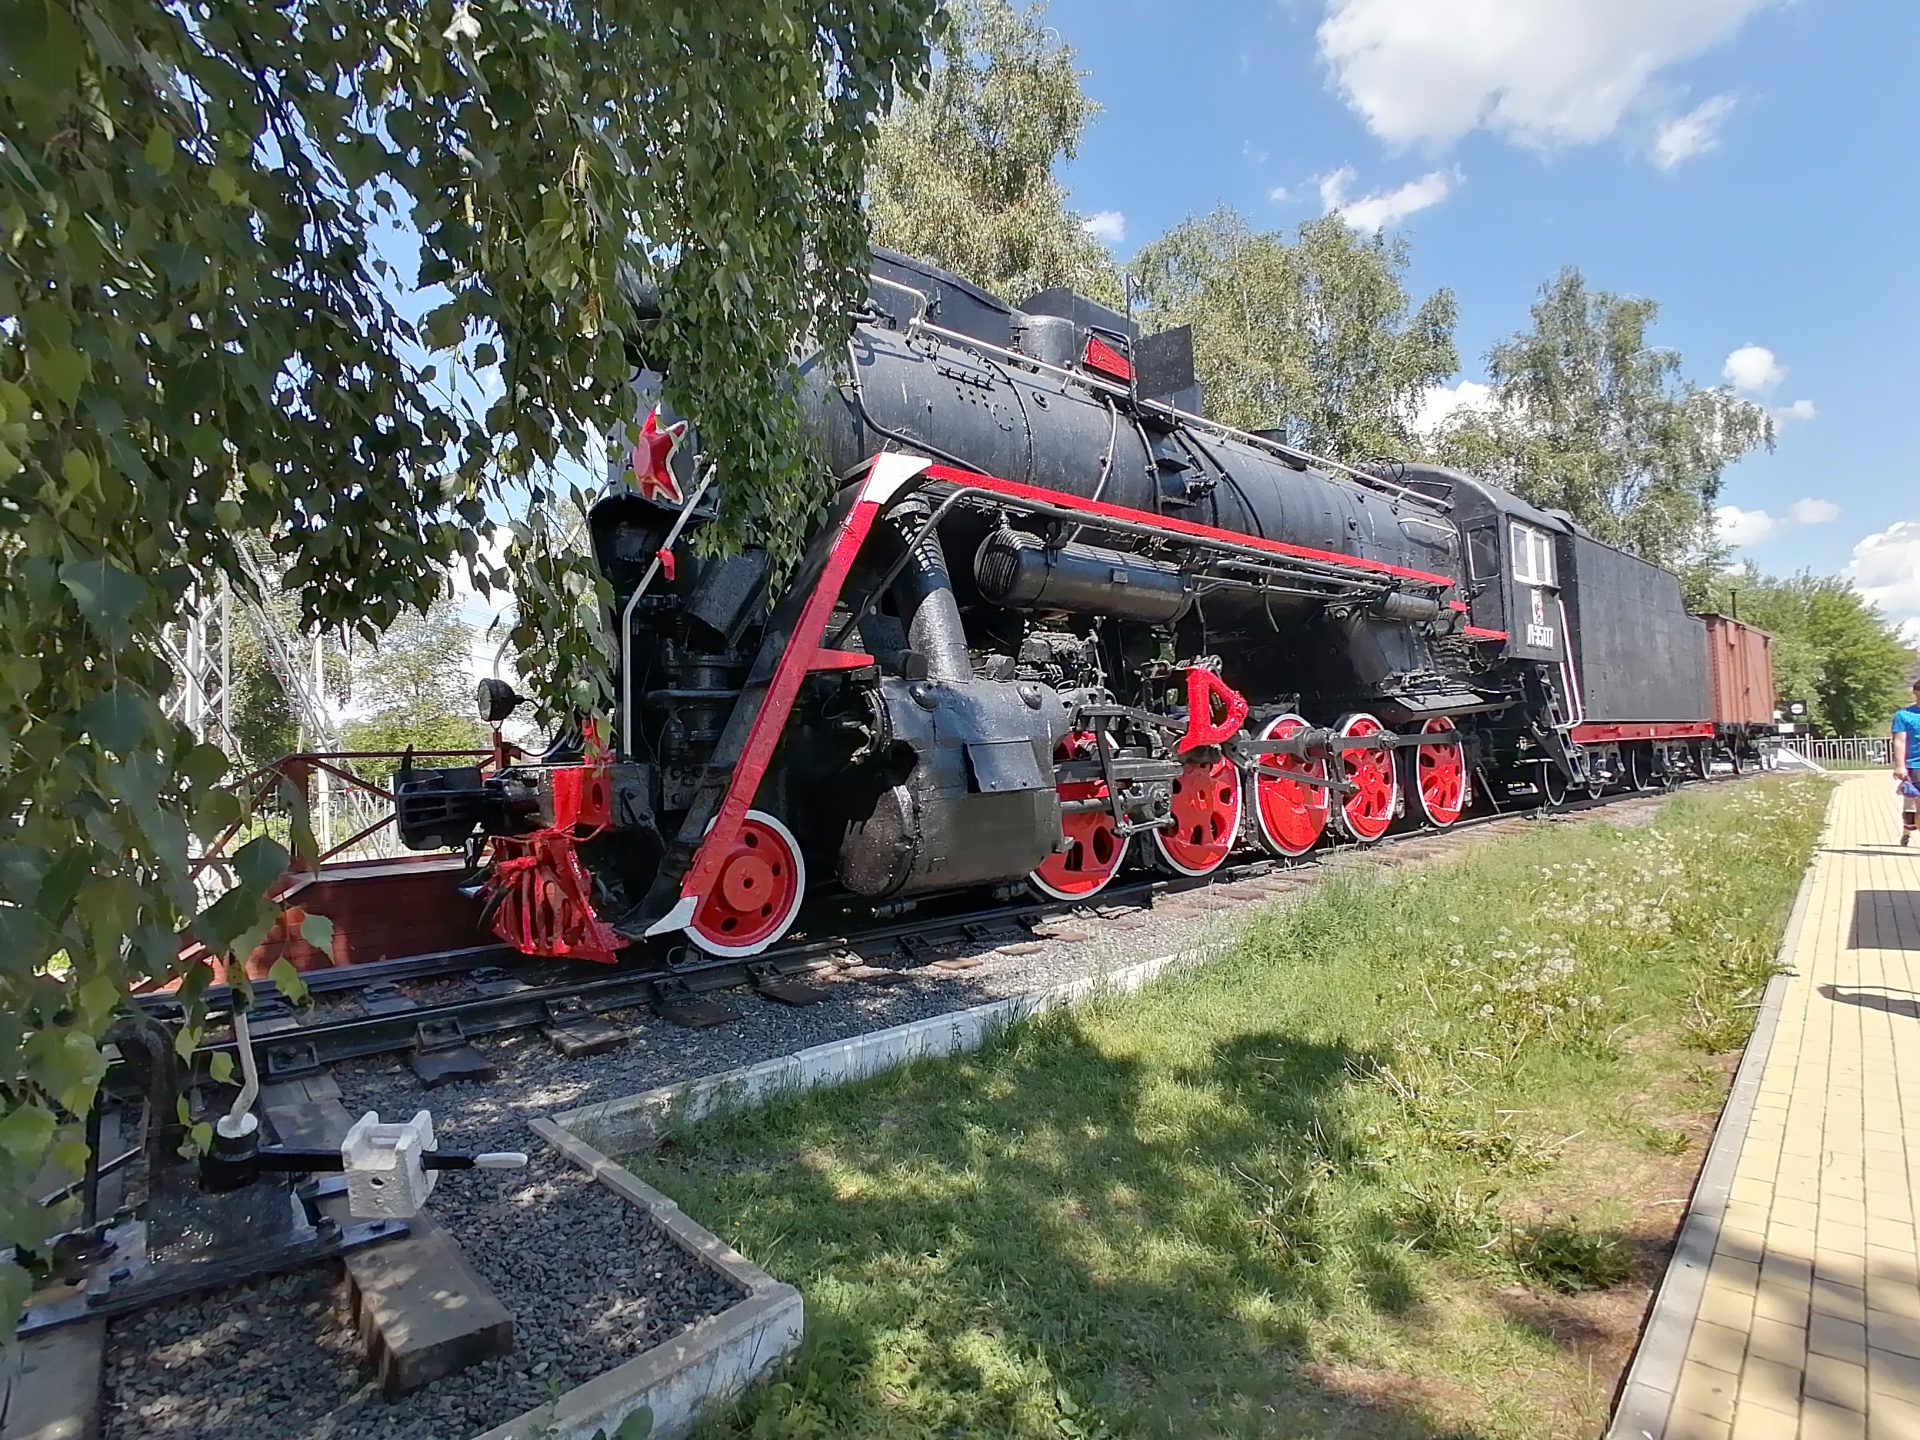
top-left (469, 1123), bottom-right (802, 1440)
top-left (555, 940), bottom-right (1231, 1157)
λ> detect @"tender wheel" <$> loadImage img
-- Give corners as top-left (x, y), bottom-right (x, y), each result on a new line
top-left (1413, 716), bottom-right (1467, 827)
top-left (1246, 713), bottom-right (1330, 856)
top-left (1151, 755), bottom-right (1242, 876)
top-left (1031, 731), bottom-right (1129, 901)
top-left (687, 809), bottom-right (806, 958)
top-left (1334, 713), bottom-right (1397, 843)
top-left (1625, 744), bottom-right (1651, 792)
top-left (1539, 762), bottom-right (1568, 807)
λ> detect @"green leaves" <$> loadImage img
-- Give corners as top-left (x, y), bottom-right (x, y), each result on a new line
top-left (1133, 210), bottom-right (1458, 460)
top-left (59, 559), bottom-right (148, 651)
top-left (0, 0), bottom-right (938, 1332)
top-left (868, 0), bottom-right (1117, 307)
top-left (1432, 268), bottom-right (1771, 571)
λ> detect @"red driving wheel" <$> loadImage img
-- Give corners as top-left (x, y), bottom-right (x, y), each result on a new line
top-left (1152, 755), bottom-right (1242, 876)
top-left (1414, 716), bottom-right (1467, 827)
top-left (1247, 713), bottom-right (1329, 856)
top-left (1031, 732), bottom-right (1128, 901)
top-left (1334, 713), bottom-right (1397, 843)
top-left (688, 809), bottom-right (806, 957)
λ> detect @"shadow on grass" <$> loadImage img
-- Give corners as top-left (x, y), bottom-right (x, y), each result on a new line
top-left (658, 1015), bottom-right (1490, 1440)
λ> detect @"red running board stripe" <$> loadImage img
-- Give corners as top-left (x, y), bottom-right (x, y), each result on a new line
top-left (1569, 721), bottom-right (1715, 743)
top-left (922, 464), bottom-right (1456, 589)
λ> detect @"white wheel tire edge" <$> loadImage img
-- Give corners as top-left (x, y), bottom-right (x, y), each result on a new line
top-left (1246, 713), bottom-right (1322, 857)
top-left (1414, 718), bottom-right (1463, 828)
top-left (1151, 765), bottom-right (1244, 877)
top-left (1029, 829), bottom-right (1128, 902)
top-left (685, 808), bottom-right (808, 958)
top-left (1332, 712), bottom-right (1397, 842)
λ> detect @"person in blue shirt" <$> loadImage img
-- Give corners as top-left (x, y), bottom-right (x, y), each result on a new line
top-left (1896, 677), bottom-right (1920, 846)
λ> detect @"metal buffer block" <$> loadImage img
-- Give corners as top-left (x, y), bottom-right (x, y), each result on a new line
top-left (16, 1005), bottom-right (525, 1339)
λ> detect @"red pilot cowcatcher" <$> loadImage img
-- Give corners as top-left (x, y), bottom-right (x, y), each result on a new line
top-left (630, 406), bottom-right (689, 506)
top-left (482, 723), bottom-right (624, 964)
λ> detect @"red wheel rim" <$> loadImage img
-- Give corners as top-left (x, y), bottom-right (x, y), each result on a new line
top-left (1335, 713), bottom-right (1397, 843)
top-left (1031, 732), bottom-right (1128, 900)
top-left (1248, 713), bottom-right (1328, 856)
top-left (1152, 755), bottom-right (1242, 876)
top-left (1415, 717), bottom-right (1466, 827)
top-left (689, 810), bottom-right (805, 957)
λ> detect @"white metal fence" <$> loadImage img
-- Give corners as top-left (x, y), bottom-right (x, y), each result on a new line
top-left (1783, 736), bottom-right (1896, 767)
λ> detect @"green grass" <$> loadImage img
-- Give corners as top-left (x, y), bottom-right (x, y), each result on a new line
top-left (634, 777), bottom-right (1829, 1440)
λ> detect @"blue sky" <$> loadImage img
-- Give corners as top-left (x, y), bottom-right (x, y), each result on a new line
top-left (1042, 0), bottom-right (1920, 637)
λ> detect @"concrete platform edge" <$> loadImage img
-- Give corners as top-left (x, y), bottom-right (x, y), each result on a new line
top-left (1605, 802), bottom-right (1826, 1440)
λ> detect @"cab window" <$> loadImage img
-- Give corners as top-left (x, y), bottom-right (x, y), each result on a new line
top-left (1466, 526), bottom-right (1500, 581)
top-left (1509, 522), bottom-right (1556, 587)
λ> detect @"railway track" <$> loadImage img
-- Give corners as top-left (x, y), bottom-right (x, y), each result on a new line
top-left (142, 771), bottom-right (1760, 1079)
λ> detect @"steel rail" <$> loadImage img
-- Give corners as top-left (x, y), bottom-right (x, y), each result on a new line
top-left (160, 772), bottom-right (1752, 1075)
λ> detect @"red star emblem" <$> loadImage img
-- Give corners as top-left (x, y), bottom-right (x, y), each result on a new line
top-left (630, 406), bottom-right (689, 505)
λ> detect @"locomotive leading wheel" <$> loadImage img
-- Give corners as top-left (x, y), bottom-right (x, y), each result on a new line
top-left (1413, 716), bottom-right (1467, 827)
top-left (687, 809), bottom-right (806, 958)
top-left (1247, 713), bottom-right (1329, 856)
top-left (1151, 755), bottom-right (1242, 876)
top-left (1334, 713), bottom-right (1397, 843)
top-left (1031, 731), bottom-right (1129, 901)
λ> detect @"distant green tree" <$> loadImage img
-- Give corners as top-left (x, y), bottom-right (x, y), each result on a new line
top-left (1435, 269), bottom-right (1772, 570)
top-left (1130, 209), bottom-right (1459, 459)
top-left (341, 600), bottom-right (488, 778)
top-left (228, 625), bottom-right (299, 772)
top-left (1709, 569), bottom-right (1915, 735)
top-left (868, 0), bottom-right (1121, 305)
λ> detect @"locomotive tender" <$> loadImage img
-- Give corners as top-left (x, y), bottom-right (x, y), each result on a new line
top-left (395, 250), bottom-right (1752, 961)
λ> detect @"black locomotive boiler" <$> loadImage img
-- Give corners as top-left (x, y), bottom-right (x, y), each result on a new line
top-left (395, 250), bottom-right (1755, 961)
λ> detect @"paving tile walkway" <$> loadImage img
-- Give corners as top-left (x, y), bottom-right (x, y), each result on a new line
top-left (1611, 772), bottom-right (1920, 1440)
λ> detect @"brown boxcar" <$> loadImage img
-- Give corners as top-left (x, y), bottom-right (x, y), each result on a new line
top-left (1700, 613), bottom-right (1777, 726)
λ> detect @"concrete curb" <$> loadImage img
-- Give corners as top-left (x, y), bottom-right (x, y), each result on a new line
top-left (479, 940), bottom-right (1225, 1439)
top-left (471, 1121), bottom-right (803, 1440)
top-left (1605, 793), bottom-right (1829, 1440)
top-left (553, 941), bottom-right (1228, 1156)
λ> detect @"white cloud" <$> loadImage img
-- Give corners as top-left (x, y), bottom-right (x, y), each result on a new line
top-left (1317, 0), bottom-right (1777, 150)
top-left (1715, 505), bottom-right (1781, 548)
top-left (1081, 210), bottom-right (1127, 245)
top-left (1715, 496), bottom-right (1843, 550)
top-left (1843, 520), bottom-right (1920, 644)
top-left (1788, 498), bottom-right (1841, 526)
top-left (1268, 185), bottom-right (1294, 202)
top-left (1319, 165), bottom-right (1458, 231)
top-left (1652, 93), bottom-right (1738, 170)
top-left (1774, 398), bottom-right (1818, 425)
top-left (1414, 379), bottom-right (1495, 435)
top-left (1723, 344), bottom-right (1786, 393)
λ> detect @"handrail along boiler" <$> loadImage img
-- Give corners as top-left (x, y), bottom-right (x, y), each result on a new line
top-left (393, 250), bottom-right (1760, 960)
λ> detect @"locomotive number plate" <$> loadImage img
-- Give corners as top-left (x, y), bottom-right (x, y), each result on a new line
top-left (1526, 623), bottom-right (1554, 649)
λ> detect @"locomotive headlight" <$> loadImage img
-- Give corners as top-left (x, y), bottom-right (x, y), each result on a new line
top-left (477, 677), bottom-right (525, 724)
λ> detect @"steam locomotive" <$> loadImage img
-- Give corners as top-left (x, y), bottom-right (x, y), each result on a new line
top-left (394, 250), bottom-right (1756, 962)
